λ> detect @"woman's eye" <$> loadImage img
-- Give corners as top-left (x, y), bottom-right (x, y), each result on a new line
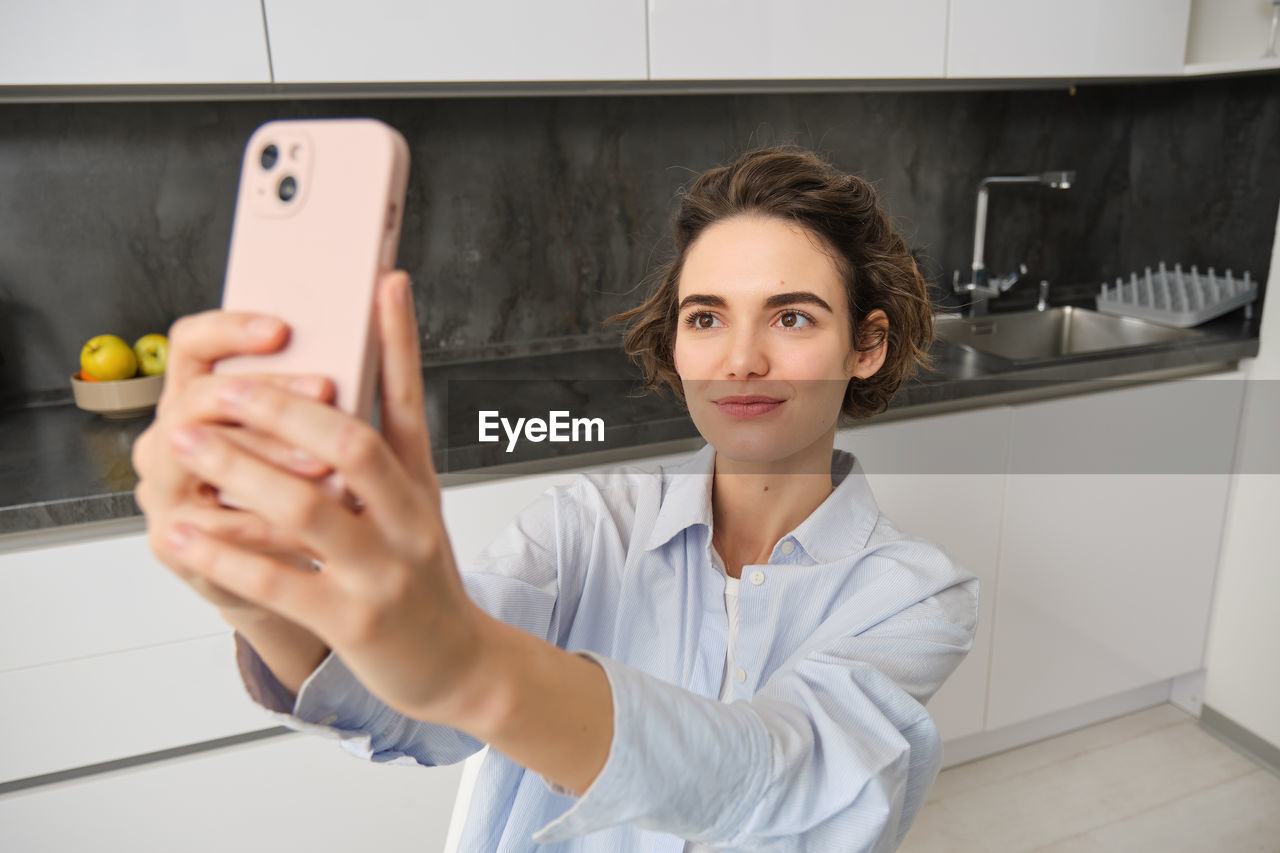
top-left (778, 310), bottom-right (815, 328)
top-left (686, 311), bottom-right (722, 329)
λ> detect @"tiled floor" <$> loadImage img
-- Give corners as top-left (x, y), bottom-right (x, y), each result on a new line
top-left (898, 703), bottom-right (1280, 852)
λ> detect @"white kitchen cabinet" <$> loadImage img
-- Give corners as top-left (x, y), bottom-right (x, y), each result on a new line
top-left (1, 367), bottom-right (1250, 845)
top-left (0, 632), bottom-right (295, 785)
top-left (0, 524), bottom-right (228, 674)
top-left (0, 526), bottom-right (276, 784)
top-left (0, 0), bottom-right (270, 86)
top-left (986, 371), bottom-right (1247, 730)
top-left (647, 0), bottom-right (948, 80)
top-left (0, 729), bottom-right (462, 852)
top-left (1183, 0), bottom-right (1280, 75)
top-left (947, 0), bottom-right (1192, 78)
top-left (0, 455), bottom-right (653, 786)
top-left (837, 405), bottom-right (1010, 742)
top-left (262, 0), bottom-right (647, 84)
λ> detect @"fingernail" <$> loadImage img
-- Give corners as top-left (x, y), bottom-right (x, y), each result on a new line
top-left (249, 317), bottom-right (282, 339)
top-left (167, 523), bottom-right (193, 551)
top-left (292, 446), bottom-right (321, 467)
top-left (171, 425), bottom-right (206, 455)
top-left (218, 380), bottom-right (253, 409)
top-left (289, 376), bottom-right (326, 397)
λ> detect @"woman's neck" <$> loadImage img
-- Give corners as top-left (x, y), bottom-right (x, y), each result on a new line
top-left (710, 437), bottom-right (836, 578)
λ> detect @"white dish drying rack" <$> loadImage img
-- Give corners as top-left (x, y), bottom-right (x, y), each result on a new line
top-left (1095, 262), bottom-right (1258, 328)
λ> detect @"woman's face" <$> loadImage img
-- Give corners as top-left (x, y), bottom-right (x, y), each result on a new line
top-left (672, 214), bottom-right (883, 465)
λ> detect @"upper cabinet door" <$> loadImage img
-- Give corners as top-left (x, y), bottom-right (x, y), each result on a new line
top-left (0, 1), bottom-right (270, 86)
top-left (263, 0), bottom-right (648, 83)
top-left (648, 0), bottom-right (948, 80)
top-left (947, 0), bottom-right (1192, 78)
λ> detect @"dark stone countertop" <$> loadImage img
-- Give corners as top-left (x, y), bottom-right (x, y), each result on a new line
top-left (0, 304), bottom-right (1261, 536)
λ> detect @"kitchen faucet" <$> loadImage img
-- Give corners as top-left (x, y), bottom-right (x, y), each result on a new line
top-left (953, 171), bottom-right (1075, 317)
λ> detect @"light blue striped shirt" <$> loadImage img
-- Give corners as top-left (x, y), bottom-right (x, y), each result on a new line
top-left (236, 442), bottom-right (979, 852)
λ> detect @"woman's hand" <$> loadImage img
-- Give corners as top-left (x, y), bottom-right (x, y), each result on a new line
top-left (133, 304), bottom-right (339, 620)
top-left (156, 270), bottom-right (493, 726)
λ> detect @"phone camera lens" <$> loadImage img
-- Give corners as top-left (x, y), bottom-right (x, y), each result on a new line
top-left (260, 144), bottom-right (279, 170)
top-left (278, 175), bottom-right (298, 202)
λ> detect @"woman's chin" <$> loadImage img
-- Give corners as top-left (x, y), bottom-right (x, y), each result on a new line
top-left (694, 410), bottom-right (837, 468)
top-left (699, 427), bottom-right (806, 466)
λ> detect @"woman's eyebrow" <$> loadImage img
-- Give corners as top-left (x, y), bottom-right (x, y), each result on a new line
top-left (765, 291), bottom-right (834, 312)
top-left (677, 291), bottom-right (834, 313)
top-left (677, 294), bottom-right (727, 311)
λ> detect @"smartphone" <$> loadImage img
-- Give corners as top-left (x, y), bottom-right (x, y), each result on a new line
top-left (212, 117), bottom-right (410, 510)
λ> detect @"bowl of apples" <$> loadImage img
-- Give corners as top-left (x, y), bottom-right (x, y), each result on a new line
top-left (71, 333), bottom-right (167, 419)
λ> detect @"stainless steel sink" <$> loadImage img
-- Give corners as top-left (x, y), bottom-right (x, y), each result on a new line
top-left (934, 306), bottom-right (1205, 364)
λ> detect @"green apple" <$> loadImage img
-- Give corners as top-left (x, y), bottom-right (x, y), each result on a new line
top-left (81, 334), bottom-right (138, 381)
top-left (133, 333), bottom-right (168, 376)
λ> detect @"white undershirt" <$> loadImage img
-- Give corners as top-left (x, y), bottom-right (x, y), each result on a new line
top-left (684, 547), bottom-right (740, 853)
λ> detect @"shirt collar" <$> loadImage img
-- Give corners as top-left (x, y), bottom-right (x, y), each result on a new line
top-left (643, 442), bottom-right (881, 563)
top-left (643, 443), bottom-right (718, 553)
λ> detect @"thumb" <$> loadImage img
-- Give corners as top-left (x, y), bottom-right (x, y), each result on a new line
top-left (376, 270), bottom-right (438, 488)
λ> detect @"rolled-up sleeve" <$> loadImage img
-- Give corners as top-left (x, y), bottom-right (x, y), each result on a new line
top-left (232, 483), bottom-right (580, 767)
top-left (234, 632), bottom-right (484, 765)
top-left (531, 569), bottom-right (979, 851)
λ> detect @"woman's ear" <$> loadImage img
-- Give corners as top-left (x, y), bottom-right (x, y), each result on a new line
top-left (846, 309), bottom-right (889, 380)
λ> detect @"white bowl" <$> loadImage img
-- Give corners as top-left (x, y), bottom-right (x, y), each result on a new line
top-left (70, 371), bottom-right (164, 419)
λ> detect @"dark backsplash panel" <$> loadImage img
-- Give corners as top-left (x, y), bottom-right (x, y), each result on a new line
top-left (1, 73), bottom-right (1277, 404)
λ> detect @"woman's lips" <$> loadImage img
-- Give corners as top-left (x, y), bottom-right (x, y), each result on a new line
top-left (714, 397), bottom-right (785, 419)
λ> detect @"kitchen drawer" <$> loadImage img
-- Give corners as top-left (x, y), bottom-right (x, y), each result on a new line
top-left (1, 632), bottom-right (273, 785)
top-left (0, 726), bottom-right (462, 852)
top-left (0, 528), bottom-right (227, 673)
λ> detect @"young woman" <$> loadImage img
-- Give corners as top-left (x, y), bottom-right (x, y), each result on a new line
top-left (132, 145), bottom-right (979, 852)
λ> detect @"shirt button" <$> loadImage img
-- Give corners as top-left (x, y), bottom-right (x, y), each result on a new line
top-left (780, 540), bottom-right (795, 555)
top-left (736, 667), bottom-right (747, 683)
top-left (749, 570), bottom-right (765, 585)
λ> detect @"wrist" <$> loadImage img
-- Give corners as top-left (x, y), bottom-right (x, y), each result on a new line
top-left (217, 603), bottom-right (285, 633)
top-left (429, 606), bottom-right (521, 739)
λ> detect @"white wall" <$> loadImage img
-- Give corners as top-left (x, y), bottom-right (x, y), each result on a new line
top-left (1201, 199), bottom-right (1280, 750)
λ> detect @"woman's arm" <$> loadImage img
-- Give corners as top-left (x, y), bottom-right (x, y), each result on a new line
top-left (230, 483), bottom-right (571, 767)
top-left (456, 541), bottom-right (980, 851)
top-left (227, 607), bottom-right (329, 701)
top-left (460, 614), bottom-right (615, 795)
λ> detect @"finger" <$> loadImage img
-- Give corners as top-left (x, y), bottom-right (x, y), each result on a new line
top-left (212, 423), bottom-right (335, 479)
top-left (167, 420), bottom-right (367, 566)
top-left (376, 271), bottom-right (436, 486)
top-left (179, 502), bottom-right (323, 561)
top-left (174, 371), bottom-right (334, 427)
top-left (145, 519), bottom-right (265, 610)
top-left (182, 374), bottom-right (419, 531)
top-left (167, 310), bottom-right (290, 390)
top-left (165, 521), bottom-right (334, 637)
top-left (146, 372), bottom-right (335, 505)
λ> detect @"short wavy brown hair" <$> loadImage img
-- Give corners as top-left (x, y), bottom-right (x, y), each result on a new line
top-left (606, 145), bottom-right (936, 424)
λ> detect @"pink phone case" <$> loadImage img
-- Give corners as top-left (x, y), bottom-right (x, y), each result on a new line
top-left (213, 118), bottom-right (410, 510)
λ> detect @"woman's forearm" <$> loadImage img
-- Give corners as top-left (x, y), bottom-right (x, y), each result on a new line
top-left (220, 551), bottom-right (330, 699)
top-left (446, 614), bottom-right (614, 797)
top-left (226, 608), bottom-right (330, 699)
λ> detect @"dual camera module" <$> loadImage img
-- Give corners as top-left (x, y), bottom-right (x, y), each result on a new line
top-left (260, 144), bottom-right (297, 202)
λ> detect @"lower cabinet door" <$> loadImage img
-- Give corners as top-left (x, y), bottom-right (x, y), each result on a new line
top-left (838, 404), bottom-right (1011, 743)
top-left (0, 731), bottom-right (464, 852)
top-left (1, 631), bottom-right (294, 785)
top-left (986, 373), bottom-right (1246, 729)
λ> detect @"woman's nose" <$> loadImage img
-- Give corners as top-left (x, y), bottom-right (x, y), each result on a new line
top-left (723, 330), bottom-right (769, 378)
